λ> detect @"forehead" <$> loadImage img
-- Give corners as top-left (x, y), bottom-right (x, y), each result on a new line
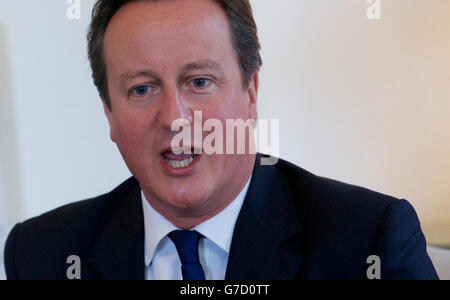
top-left (103, 0), bottom-right (235, 73)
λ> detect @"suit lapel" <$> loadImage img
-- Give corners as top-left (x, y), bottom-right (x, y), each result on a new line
top-left (87, 180), bottom-right (145, 280)
top-left (226, 154), bottom-right (304, 280)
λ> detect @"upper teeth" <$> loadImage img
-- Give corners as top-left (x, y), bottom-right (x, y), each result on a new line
top-left (167, 157), bottom-right (194, 169)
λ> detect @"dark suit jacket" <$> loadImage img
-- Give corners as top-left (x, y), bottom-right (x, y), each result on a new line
top-left (4, 154), bottom-right (439, 280)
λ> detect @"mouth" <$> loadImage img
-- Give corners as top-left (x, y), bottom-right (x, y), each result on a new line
top-left (163, 153), bottom-right (200, 169)
top-left (160, 147), bottom-right (202, 172)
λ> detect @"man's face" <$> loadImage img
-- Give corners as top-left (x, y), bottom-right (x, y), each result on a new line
top-left (103, 0), bottom-right (258, 225)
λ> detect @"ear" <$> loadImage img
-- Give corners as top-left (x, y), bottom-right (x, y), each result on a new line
top-left (102, 100), bottom-right (117, 143)
top-left (247, 72), bottom-right (259, 121)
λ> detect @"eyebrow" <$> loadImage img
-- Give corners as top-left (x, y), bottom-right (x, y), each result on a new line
top-left (118, 59), bottom-right (223, 82)
top-left (180, 59), bottom-right (223, 74)
top-left (119, 70), bottom-right (159, 81)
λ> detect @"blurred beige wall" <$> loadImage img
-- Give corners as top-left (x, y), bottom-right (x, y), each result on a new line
top-left (253, 0), bottom-right (450, 245)
top-left (0, 24), bottom-right (23, 226)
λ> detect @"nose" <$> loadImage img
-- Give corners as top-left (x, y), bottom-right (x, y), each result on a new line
top-left (157, 85), bottom-right (193, 132)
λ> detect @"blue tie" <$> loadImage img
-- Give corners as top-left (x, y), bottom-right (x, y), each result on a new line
top-left (168, 230), bottom-right (206, 280)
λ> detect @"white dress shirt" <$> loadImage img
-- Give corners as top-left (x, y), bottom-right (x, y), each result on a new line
top-left (142, 177), bottom-right (251, 280)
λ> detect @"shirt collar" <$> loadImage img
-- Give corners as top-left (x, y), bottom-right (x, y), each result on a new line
top-left (142, 177), bottom-right (252, 267)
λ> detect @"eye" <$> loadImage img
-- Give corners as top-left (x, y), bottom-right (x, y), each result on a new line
top-left (191, 78), bottom-right (211, 88)
top-left (131, 85), bottom-right (152, 96)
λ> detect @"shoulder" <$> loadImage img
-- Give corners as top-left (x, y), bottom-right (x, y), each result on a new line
top-left (15, 177), bottom-right (139, 238)
top-left (273, 157), bottom-right (400, 213)
top-left (4, 177), bottom-right (139, 279)
top-left (270, 156), bottom-right (406, 248)
top-left (268, 156), bottom-right (437, 279)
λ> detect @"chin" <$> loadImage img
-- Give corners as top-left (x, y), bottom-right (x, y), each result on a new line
top-left (162, 186), bottom-right (209, 210)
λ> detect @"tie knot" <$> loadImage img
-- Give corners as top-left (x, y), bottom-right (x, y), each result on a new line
top-left (168, 230), bottom-right (202, 264)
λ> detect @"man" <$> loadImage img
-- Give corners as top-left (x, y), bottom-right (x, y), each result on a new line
top-left (4, 0), bottom-right (438, 280)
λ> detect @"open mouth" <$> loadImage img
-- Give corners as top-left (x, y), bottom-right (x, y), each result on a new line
top-left (161, 148), bottom-right (201, 169)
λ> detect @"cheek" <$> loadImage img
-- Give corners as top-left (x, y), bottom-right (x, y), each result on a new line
top-left (112, 114), bottom-right (150, 149)
top-left (221, 99), bottom-right (249, 122)
top-left (206, 90), bottom-right (249, 121)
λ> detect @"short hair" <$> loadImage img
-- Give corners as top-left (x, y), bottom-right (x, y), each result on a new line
top-left (87, 0), bottom-right (263, 110)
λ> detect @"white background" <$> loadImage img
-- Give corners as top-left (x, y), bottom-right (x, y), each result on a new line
top-left (0, 0), bottom-right (449, 253)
